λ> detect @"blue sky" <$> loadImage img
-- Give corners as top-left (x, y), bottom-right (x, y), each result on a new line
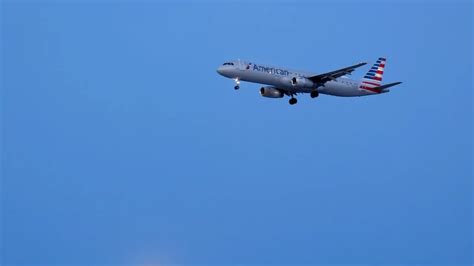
top-left (1, 1), bottom-right (472, 265)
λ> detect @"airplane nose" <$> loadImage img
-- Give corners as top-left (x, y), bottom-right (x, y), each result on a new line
top-left (217, 66), bottom-right (225, 75)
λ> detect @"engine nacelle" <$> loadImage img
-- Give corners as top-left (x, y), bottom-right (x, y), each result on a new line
top-left (290, 76), bottom-right (314, 88)
top-left (260, 86), bottom-right (284, 98)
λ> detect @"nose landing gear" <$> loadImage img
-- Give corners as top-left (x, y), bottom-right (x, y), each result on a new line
top-left (234, 78), bottom-right (240, 90)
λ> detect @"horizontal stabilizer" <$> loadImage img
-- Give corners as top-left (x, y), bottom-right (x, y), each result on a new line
top-left (374, 81), bottom-right (402, 91)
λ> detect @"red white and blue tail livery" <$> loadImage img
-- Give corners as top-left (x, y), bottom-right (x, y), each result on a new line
top-left (359, 57), bottom-right (386, 92)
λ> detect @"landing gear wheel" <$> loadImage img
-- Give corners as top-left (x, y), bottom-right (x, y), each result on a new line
top-left (289, 98), bottom-right (297, 105)
top-left (310, 91), bottom-right (319, 98)
top-left (234, 78), bottom-right (240, 90)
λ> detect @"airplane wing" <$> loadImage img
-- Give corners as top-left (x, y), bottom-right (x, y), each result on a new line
top-left (307, 62), bottom-right (367, 84)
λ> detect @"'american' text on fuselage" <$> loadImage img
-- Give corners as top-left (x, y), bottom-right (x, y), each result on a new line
top-left (252, 64), bottom-right (290, 76)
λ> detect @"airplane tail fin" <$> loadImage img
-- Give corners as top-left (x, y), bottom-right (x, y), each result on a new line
top-left (359, 57), bottom-right (387, 92)
top-left (363, 57), bottom-right (386, 83)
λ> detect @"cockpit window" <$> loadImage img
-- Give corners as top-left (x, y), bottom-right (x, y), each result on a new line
top-left (223, 62), bottom-right (234, 66)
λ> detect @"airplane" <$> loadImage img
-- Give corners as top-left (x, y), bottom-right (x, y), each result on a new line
top-left (216, 57), bottom-right (402, 105)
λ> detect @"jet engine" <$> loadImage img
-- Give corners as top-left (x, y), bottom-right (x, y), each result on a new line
top-left (260, 86), bottom-right (284, 98)
top-left (290, 76), bottom-right (314, 88)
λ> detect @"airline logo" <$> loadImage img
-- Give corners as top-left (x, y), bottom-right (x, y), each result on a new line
top-left (360, 57), bottom-right (386, 93)
top-left (252, 64), bottom-right (290, 76)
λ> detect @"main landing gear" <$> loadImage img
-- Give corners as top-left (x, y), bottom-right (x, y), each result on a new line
top-left (288, 90), bottom-right (318, 105)
top-left (286, 92), bottom-right (298, 105)
top-left (234, 78), bottom-right (240, 90)
top-left (310, 90), bottom-right (319, 98)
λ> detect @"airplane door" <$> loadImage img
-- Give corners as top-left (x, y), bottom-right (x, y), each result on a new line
top-left (236, 60), bottom-right (247, 71)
